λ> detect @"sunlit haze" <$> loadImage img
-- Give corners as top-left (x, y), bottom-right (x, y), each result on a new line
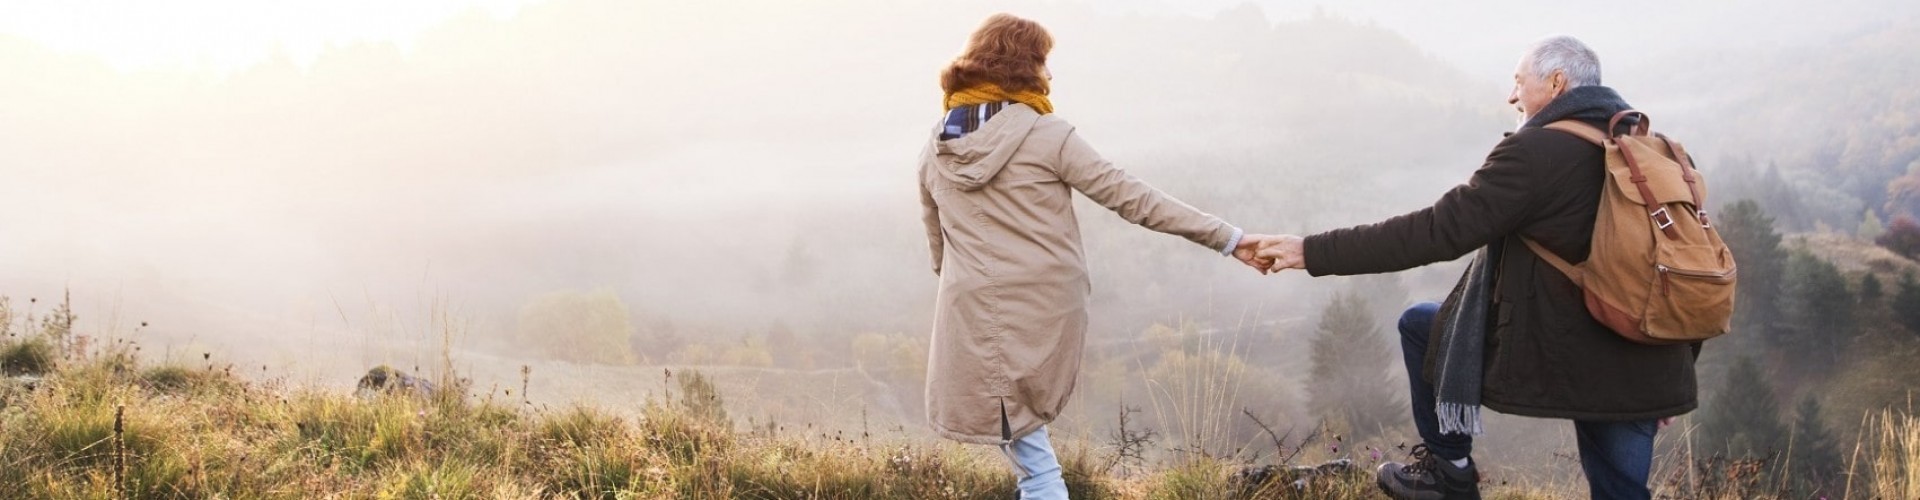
top-left (3, 0), bottom-right (1917, 490)
top-left (0, 0), bottom-right (539, 72)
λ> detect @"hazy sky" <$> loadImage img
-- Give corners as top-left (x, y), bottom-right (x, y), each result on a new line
top-left (0, 0), bottom-right (1911, 382)
top-left (6, 0), bottom-right (1913, 81)
top-left (0, 0), bottom-right (539, 71)
top-left (2, 3), bottom-right (1909, 474)
top-left (1097, 0), bottom-right (1920, 79)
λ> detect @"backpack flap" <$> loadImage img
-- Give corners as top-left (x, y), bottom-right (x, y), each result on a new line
top-left (1606, 138), bottom-right (1699, 208)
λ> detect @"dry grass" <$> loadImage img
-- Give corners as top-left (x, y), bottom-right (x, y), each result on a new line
top-left (0, 323), bottom-right (1037, 499)
top-left (1864, 409), bottom-right (1920, 499)
top-left (1637, 406), bottom-right (1920, 500)
top-left (0, 324), bottom-right (1367, 499)
top-left (4, 298), bottom-right (1917, 499)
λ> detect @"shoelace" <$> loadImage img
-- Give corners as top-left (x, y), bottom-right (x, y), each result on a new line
top-left (1401, 444), bottom-right (1440, 477)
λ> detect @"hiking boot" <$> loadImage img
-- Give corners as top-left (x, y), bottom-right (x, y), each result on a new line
top-left (1376, 444), bottom-right (1481, 500)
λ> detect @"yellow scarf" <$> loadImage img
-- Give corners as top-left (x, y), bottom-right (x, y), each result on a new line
top-left (943, 83), bottom-right (1053, 115)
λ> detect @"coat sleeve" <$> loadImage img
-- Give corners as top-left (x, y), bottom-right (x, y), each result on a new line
top-left (1053, 128), bottom-right (1237, 252)
top-left (919, 160), bottom-right (945, 276)
top-left (1303, 133), bottom-right (1552, 276)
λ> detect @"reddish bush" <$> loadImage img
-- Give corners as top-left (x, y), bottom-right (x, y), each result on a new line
top-left (1878, 215), bottom-right (1920, 261)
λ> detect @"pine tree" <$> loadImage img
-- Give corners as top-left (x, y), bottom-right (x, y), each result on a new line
top-left (1758, 163), bottom-right (1806, 230)
top-left (1777, 251), bottom-right (1855, 370)
top-left (1698, 356), bottom-right (1786, 459)
top-left (1307, 291), bottom-right (1409, 442)
top-left (1860, 272), bottom-right (1884, 303)
top-left (1350, 273), bottom-right (1411, 323)
top-left (677, 369), bottom-right (730, 426)
top-left (1788, 395), bottom-right (1841, 497)
top-left (1719, 200), bottom-right (1788, 338)
top-left (1859, 209), bottom-right (1887, 241)
top-left (1894, 272), bottom-right (1920, 336)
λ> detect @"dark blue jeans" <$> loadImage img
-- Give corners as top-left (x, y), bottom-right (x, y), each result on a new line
top-left (1398, 302), bottom-right (1657, 500)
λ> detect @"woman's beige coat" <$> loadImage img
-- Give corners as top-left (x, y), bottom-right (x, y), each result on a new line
top-left (917, 104), bottom-right (1238, 444)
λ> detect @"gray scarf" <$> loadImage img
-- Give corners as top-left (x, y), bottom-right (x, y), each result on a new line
top-left (1434, 244), bottom-right (1496, 435)
top-left (1433, 85), bottom-right (1633, 435)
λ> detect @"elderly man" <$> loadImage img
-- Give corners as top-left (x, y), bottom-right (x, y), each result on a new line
top-left (1257, 36), bottom-right (1699, 500)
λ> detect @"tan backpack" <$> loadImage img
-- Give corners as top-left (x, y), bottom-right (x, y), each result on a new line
top-left (1524, 110), bottom-right (1737, 345)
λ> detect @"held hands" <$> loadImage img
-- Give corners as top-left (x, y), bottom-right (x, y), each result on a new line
top-left (1232, 234), bottom-right (1278, 275)
top-left (1256, 234), bottom-right (1305, 273)
top-left (1232, 233), bottom-right (1306, 274)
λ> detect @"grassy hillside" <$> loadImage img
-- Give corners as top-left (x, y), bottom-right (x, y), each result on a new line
top-left (0, 341), bottom-right (1368, 499)
top-left (1791, 231), bottom-right (1920, 278)
top-left (4, 299), bottom-right (1917, 499)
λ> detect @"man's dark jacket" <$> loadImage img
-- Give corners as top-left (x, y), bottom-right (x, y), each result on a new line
top-left (1302, 86), bottom-right (1698, 421)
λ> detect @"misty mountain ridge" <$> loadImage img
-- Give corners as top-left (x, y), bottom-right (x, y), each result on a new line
top-left (1629, 15), bottom-right (1920, 229)
top-left (3, 0), bottom-right (1912, 406)
top-left (5, 4), bottom-right (1920, 498)
top-left (0, 0), bottom-right (1512, 340)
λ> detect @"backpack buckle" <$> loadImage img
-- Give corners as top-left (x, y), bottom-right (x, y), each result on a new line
top-left (1698, 210), bottom-right (1712, 228)
top-left (1650, 207), bottom-right (1675, 230)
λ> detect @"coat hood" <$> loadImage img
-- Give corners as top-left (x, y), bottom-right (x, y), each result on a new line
top-left (932, 104), bottom-right (1043, 191)
top-left (1520, 85), bottom-right (1636, 132)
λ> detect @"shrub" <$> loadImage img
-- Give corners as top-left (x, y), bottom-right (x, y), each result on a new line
top-left (289, 392), bottom-right (425, 470)
top-left (136, 364), bottom-right (239, 395)
top-left (538, 440), bottom-right (657, 499)
top-left (639, 399), bottom-right (733, 464)
top-left (1895, 272), bottom-right (1920, 336)
top-left (25, 395), bottom-right (195, 498)
top-left (1, 336), bottom-right (56, 376)
top-left (139, 365), bottom-right (197, 392)
top-left (515, 289), bottom-right (637, 365)
top-left (677, 369), bottom-right (729, 428)
top-left (1877, 215), bottom-right (1920, 261)
top-left (537, 405), bottom-right (628, 449)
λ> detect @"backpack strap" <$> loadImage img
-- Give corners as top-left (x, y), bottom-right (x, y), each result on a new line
top-left (1656, 133), bottom-right (1712, 228)
top-left (1610, 110), bottom-right (1650, 137)
top-left (1527, 121), bottom-right (1604, 284)
top-left (1521, 237), bottom-right (1583, 287)
top-left (1561, 111), bottom-right (1684, 241)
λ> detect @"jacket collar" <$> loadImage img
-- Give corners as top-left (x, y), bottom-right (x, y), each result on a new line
top-left (1519, 85), bottom-right (1635, 132)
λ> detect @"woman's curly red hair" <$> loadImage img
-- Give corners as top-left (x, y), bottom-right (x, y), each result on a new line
top-left (940, 14), bottom-right (1053, 95)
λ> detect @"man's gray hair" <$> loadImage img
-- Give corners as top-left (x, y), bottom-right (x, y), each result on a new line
top-left (1524, 35), bottom-right (1601, 88)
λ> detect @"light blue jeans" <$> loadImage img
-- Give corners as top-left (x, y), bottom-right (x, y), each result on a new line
top-left (1001, 426), bottom-right (1067, 499)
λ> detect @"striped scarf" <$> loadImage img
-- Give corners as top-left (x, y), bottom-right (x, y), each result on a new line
top-left (940, 102), bottom-right (1005, 140)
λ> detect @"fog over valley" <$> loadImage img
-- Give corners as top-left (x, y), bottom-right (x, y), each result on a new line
top-left (3, 0), bottom-right (1918, 489)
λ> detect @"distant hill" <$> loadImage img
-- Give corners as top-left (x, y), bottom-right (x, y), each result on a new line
top-left (0, 0), bottom-right (1514, 339)
top-left (1790, 232), bottom-right (1920, 277)
top-left (1633, 16), bottom-right (1920, 229)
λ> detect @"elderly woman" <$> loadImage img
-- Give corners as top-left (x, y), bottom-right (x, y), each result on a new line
top-left (917, 13), bottom-right (1270, 499)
